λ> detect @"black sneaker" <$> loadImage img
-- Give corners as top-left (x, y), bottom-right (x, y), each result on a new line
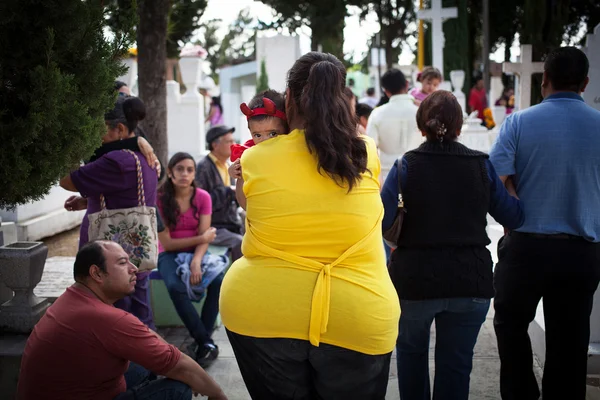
top-left (193, 343), bottom-right (219, 369)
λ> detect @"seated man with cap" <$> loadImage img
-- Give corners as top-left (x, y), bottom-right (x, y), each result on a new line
top-left (196, 125), bottom-right (243, 261)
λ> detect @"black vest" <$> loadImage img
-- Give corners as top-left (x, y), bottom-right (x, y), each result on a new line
top-left (389, 141), bottom-right (494, 300)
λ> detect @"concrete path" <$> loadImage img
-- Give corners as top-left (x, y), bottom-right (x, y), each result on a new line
top-left (161, 306), bottom-right (542, 400)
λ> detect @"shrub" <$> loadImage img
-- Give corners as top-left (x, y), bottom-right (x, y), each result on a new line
top-left (0, 1), bottom-right (133, 209)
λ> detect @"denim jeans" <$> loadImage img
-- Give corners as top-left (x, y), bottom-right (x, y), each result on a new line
top-left (114, 362), bottom-right (191, 400)
top-left (396, 297), bottom-right (490, 400)
top-left (158, 252), bottom-right (223, 346)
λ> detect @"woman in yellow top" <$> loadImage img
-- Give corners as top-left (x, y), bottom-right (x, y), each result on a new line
top-left (220, 52), bottom-right (400, 399)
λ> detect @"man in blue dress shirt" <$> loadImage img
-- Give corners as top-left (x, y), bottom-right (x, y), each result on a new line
top-left (490, 47), bottom-right (600, 400)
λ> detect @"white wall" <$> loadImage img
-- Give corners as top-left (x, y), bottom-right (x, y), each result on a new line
top-left (256, 35), bottom-right (302, 93)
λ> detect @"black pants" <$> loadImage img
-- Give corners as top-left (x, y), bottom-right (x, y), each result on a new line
top-left (226, 330), bottom-right (392, 400)
top-left (494, 232), bottom-right (600, 400)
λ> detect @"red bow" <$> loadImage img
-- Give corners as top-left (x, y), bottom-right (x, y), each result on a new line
top-left (240, 98), bottom-right (286, 121)
top-left (230, 139), bottom-right (256, 162)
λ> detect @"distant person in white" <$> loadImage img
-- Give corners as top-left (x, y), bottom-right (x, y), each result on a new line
top-left (366, 69), bottom-right (420, 183)
top-left (359, 87), bottom-right (379, 109)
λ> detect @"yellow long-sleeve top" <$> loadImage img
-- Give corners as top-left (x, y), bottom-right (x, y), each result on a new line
top-left (220, 129), bottom-right (400, 355)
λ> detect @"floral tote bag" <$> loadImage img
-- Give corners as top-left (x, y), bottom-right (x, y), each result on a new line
top-left (87, 150), bottom-right (158, 272)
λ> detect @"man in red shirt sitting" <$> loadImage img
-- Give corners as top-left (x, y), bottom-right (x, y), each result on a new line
top-left (17, 241), bottom-right (227, 400)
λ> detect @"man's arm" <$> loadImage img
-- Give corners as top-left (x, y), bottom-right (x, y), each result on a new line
top-left (165, 353), bottom-right (227, 399)
top-left (146, 330), bottom-right (226, 399)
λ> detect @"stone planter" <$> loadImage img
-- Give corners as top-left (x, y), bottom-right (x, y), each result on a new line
top-left (0, 242), bottom-right (50, 333)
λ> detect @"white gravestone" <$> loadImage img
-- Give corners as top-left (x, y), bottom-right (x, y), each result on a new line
top-left (166, 56), bottom-right (206, 160)
top-left (582, 23), bottom-right (600, 112)
top-left (460, 111), bottom-right (493, 153)
top-left (502, 45), bottom-right (544, 110)
top-left (450, 70), bottom-right (466, 114)
top-left (418, 0), bottom-right (458, 76)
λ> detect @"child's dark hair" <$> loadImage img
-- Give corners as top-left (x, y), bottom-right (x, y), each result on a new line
top-left (356, 103), bottom-right (373, 119)
top-left (418, 67), bottom-right (442, 83)
top-left (159, 152), bottom-right (199, 229)
top-left (416, 90), bottom-right (463, 143)
top-left (247, 89), bottom-right (288, 130)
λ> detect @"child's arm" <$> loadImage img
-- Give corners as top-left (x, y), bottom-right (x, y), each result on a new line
top-left (228, 159), bottom-right (247, 210)
top-left (236, 177), bottom-right (246, 210)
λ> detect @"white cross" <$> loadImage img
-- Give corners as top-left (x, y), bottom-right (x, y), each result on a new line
top-left (418, 0), bottom-right (458, 76)
top-left (502, 45), bottom-right (545, 110)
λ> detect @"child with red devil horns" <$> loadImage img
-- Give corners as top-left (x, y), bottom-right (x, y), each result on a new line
top-left (228, 89), bottom-right (289, 209)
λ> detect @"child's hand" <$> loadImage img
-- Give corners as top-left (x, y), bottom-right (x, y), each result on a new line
top-left (228, 159), bottom-right (242, 179)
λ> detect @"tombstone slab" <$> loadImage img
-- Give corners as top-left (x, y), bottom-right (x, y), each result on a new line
top-left (502, 45), bottom-right (544, 110)
top-left (418, 0), bottom-right (458, 75)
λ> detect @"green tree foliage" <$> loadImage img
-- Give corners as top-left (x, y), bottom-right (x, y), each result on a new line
top-left (257, 59), bottom-right (270, 93)
top-left (0, 1), bottom-right (133, 209)
top-left (196, 9), bottom-right (258, 82)
top-left (360, 0), bottom-right (416, 69)
top-left (106, 0), bottom-right (208, 59)
top-left (166, 0), bottom-right (208, 58)
top-left (259, 0), bottom-right (368, 60)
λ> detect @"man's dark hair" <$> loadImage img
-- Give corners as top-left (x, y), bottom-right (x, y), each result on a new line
top-left (366, 87), bottom-right (375, 96)
top-left (73, 241), bottom-right (107, 280)
top-left (356, 103), bottom-right (373, 119)
top-left (544, 46), bottom-right (589, 92)
top-left (381, 69), bottom-right (407, 95)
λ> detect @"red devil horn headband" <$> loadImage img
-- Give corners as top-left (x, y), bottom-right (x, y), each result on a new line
top-left (240, 98), bottom-right (286, 121)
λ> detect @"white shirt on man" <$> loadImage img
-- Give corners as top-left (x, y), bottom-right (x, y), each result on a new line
top-left (366, 94), bottom-right (421, 183)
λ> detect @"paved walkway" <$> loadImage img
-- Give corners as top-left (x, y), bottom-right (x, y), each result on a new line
top-left (160, 307), bottom-right (541, 400)
top-left (44, 221), bottom-right (600, 399)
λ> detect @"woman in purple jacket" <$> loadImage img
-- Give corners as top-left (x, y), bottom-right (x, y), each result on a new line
top-left (60, 96), bottom-right (158, 329)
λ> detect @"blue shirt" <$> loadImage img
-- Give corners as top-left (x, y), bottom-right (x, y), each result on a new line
top-left (381, 157), bottom-right (523, 232)
top-left (489, 92), bottom-right (600, 242)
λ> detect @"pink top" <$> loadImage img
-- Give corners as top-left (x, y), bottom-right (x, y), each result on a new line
top-left (157, 188), bottom-right (212, 253)
top-left (410, 87), bottom-right (429, 102)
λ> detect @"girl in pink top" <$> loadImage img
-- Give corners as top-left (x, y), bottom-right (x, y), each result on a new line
top-left (157, 152), bottom-right (222, 368)
top-left (410, 67), bottom-right (443, 106)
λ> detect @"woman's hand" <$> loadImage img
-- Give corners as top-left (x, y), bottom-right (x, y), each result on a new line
top-left (200, 227), bottom-right (217, 244)
top-left (228, 159), bottom-right (242, 179)
top-left (190, 257), bottom-right (202, 286)
top-left (137, 137), bottom-right (161, 176)
top-left (64, 196), bottom-right (87, 211)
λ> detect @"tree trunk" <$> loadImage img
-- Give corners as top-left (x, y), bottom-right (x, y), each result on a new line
top-left (137, 0), bottom-right (169, 168)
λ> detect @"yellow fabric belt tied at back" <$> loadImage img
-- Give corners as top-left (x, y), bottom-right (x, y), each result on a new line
top-left (244, 209), bottom-right (384, 347)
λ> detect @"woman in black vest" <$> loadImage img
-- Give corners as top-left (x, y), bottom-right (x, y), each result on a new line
top-left (381, 90), bottom-right (524, 400)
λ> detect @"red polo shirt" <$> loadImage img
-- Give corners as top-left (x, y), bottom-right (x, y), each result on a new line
top-left (17, 286), bottom-right (181, 400)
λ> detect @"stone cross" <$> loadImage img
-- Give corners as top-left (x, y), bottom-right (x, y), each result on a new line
top-left (418, 0), bottom-right (458, 76)
top-left (502, 44), bottom-right (544, 110)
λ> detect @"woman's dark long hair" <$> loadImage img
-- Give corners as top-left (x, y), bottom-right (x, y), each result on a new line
top-left (211, 96), bottom-right (223, 114)
top-left (287, 52), bottom-right (368, 191)
top-left (158, 152), bottom-right (199, 229)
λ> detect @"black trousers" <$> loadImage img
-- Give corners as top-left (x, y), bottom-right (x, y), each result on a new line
top-left (494, 232), bottom-right (600, 400)
top-left (226, 329), bottom-right (392, 400)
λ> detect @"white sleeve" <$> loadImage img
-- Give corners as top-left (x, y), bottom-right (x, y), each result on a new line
top-left (366, 110), bottom-right (379, 147)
